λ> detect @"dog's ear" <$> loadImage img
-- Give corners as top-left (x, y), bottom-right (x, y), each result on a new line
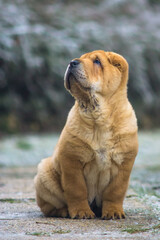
top-left (107, 52), bottom-right (128, 73)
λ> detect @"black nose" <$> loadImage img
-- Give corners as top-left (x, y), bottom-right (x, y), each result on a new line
top-left (70, 59), bottom-right (80, 68)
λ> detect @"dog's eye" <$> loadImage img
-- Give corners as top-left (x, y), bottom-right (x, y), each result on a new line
top-left (114, 63), bottom-right (121, 67)
top-left (93, 59), bottom-right (101, 65)
top-left (113, 62), bottom-right (122, 71)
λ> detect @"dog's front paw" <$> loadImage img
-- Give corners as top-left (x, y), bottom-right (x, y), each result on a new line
top-left (102, 202), bottom-right (125, 220)
top-left (69, 207), bottom-right (95, 219)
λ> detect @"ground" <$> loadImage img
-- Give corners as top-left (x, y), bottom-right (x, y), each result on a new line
top-left (0, 131), bottom-right (160, 239)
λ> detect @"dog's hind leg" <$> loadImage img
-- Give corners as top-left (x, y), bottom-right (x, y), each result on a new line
top-left (34, 157), bottom-right (67, 217)
top-left (36, 194), bottom-right (68, 217)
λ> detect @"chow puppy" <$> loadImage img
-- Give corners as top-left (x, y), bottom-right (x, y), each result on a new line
top-left (34, 50), bottom-right (138, 220)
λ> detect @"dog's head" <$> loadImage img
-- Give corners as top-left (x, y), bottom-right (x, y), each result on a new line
top-left (64, 50), bottom-right (128, 107)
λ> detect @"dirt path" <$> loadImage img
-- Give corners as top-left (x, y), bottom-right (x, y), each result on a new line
top-left (0, 168), bottom-right (159, 240)
top-left (0, 132), bottom-right (160, 239)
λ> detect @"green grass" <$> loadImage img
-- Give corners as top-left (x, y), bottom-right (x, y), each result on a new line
top-left (130, 184), bottom-right (160, 198)
top-left (126, 194), bottom-right (138, 198)
top-left (153, 224), bottom-right (160, 230)
top-left (52, 229), bottom-right (71, 234)
top-left (122, 226), bottom-right (150, 234)
top-left (122, 224), bottom-right (160, 234)
top-left (146, 165), bottom-right (160, 172)
top-left (26, 229), bottom-right (71, 236)
top-left (0, 198), bottom-right (35, 203)
top-left (26, 232), bottom-right (50, 236)
top-left (0, 198), bottom-right (22, 203)
top-left (16, 140), bottom-right (33, 150)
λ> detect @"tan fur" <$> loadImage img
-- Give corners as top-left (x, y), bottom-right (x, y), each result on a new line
top-left (34, 50), bottom-right (138, 219)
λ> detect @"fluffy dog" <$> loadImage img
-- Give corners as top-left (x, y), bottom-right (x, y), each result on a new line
top-left (34, 50), bottom-right (138, 219)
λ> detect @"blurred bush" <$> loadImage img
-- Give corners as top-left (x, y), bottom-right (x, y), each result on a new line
top-left (0, 0), bottom-right (160, 133)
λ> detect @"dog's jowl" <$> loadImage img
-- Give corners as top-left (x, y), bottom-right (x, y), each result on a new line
top-left (34, 50), bottom-right (138, 220)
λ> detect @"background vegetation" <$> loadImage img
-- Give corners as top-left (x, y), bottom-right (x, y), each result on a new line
top-left (0, 0), bottom-right (160, 133)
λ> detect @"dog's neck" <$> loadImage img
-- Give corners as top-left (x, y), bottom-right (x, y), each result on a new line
top-left (78, 93), bottom-right (99, 112)
top-left (76, 88), bottom-right (128, 127)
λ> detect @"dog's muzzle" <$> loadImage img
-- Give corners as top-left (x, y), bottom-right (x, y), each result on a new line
top-left (64, 59), bottom-right (80, 90)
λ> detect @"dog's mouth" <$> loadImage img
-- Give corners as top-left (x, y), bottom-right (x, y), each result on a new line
top-left (64, 66), bottom-right (90, 91)
top-left (64, 64), bottom-right (99, 110)
top-left (64, 66), bottom-right (74, 90)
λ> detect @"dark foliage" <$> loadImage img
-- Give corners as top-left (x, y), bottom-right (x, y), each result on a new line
top-left (0, 0), bottom-right (160, 133)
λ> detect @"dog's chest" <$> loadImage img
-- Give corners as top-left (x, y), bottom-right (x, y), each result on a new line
top-left (95, 148), bottom-right (110, 170)
top-left (83, 127), bottom-right (126, 206)
top-left (83, 130), bottom-right (113, 206)
top-left (90, 129), bottom-right (112, 169)
top-left (83, 158), bottom-right (111, 207)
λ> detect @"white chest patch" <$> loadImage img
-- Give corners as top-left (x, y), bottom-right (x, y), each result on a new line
top-left (83, 129), bottom-right (116, 206)
top-left (95, 148), bottom-right (111, 170)
top-left (83, 149), bottom-right (111, 207)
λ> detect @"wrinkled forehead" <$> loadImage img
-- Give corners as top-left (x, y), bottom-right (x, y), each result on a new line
top-left (80, 50), bottom-right (107, 60)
